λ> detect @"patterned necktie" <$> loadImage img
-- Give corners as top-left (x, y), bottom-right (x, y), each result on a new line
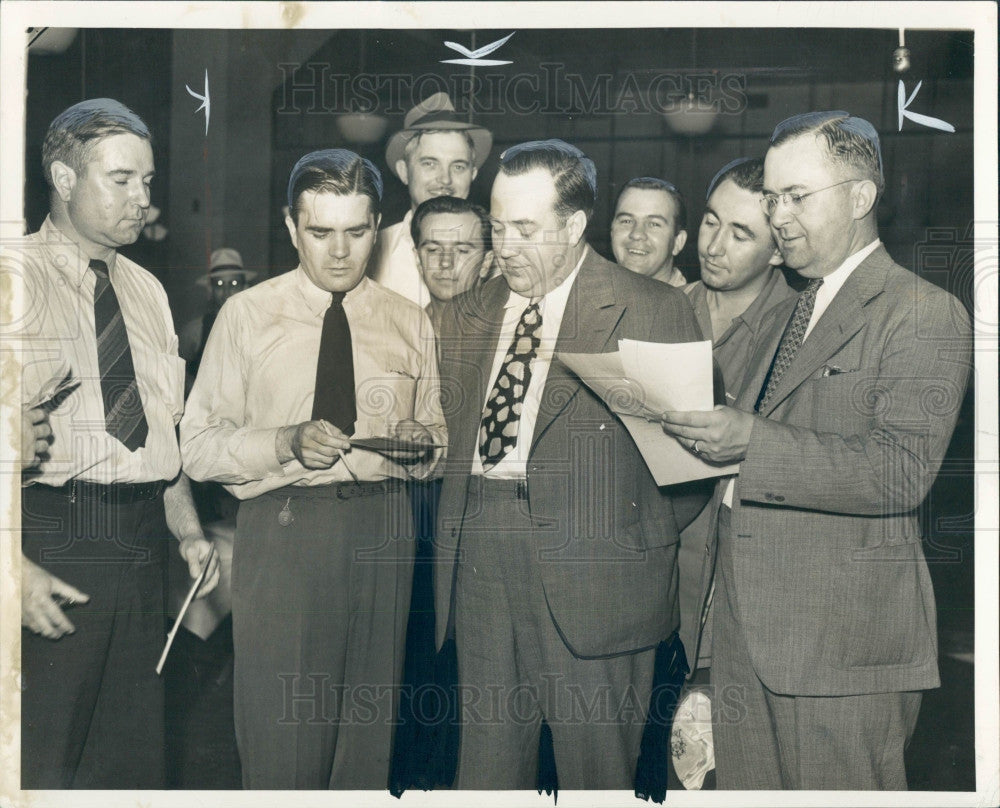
top-left (756, 278), bottom-right (823, 412)
top-left (90, 259), bottom-right (148, 451)
top-left (479, 300), bottom-right (543, 471)
top-left (311, 292), bottom-right (356, 436)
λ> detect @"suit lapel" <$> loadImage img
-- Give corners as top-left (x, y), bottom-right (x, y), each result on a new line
top-left (756, 248), bottom-right (892, 416)
top-left (450, 278), bottom-right (511, 461)
top-left (531, 249), bottom-right (625, 452)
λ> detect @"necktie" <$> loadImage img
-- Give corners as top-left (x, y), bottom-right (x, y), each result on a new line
top-left (90, 259), bottom-right (148, 451)
top-left (756, 278), bottom-right (823, 412)
top-left (311, 292), bottom-right (356, 436)
top-left (478, 300), bottom-right (542, 471)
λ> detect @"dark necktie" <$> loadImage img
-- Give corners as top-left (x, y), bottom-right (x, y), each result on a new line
top-left (311, 292), bottom-right (356, 436)
top-left (756, 278), bottom-right (823, 412)
top-left (90, 259), bottom-right (149, 451)
top-left (478, 300), bottom-right (542, 471)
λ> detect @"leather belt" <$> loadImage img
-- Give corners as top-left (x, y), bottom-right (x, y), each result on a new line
top-left (37, 479), bottom-right (166, 505)
top-left (268, 479), bottom-right (404, 500)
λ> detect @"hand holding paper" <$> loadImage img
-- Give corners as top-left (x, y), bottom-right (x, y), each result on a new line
top-left (556, 340), bottom-right (738, 485)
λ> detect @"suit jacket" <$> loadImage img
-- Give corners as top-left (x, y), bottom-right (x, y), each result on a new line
top-left (694, 245), bottom-right (972, 695)
top-left (434, 247), bottom-right (707, 657)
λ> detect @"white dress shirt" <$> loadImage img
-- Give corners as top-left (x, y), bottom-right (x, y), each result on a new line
top-left (7, 217), bottom-right (185, 485)
top-left (180, 270), bottom-right (445, 499)
top-left (472, 249), bottom-right (586, 479)
top-left (369, 211), bottom-right (432, 308)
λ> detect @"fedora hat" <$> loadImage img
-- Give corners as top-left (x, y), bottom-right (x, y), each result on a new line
top-left (385, 92), bottom-right (492, 179)
top-left (195, 248), bottom-right (258, 287)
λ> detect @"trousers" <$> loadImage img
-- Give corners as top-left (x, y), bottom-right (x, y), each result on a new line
top-left (231, 481), bottom-right (414, 789)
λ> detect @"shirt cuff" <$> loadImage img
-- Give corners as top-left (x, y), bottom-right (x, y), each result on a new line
top-left (240, 427), bottom-right (288, 478)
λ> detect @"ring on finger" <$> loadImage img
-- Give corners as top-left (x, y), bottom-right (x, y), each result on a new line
top-left (693, 440), bottom-right (702, 455)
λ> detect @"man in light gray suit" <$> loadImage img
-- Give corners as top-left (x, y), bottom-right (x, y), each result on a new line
top-left (661, 111), bottom-right (972, 789)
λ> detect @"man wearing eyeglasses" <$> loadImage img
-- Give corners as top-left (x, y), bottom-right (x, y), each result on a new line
top-left (660, 111), bottom-right (972, 790)
top-left (435, 139), bottom-right (706, 790)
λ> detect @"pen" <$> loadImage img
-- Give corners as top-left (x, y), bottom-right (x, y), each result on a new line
top-left (319, 420), bottom-right (360, 483)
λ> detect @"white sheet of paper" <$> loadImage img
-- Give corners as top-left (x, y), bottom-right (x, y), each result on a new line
top-left (557, 340), bottom-right (737, 485)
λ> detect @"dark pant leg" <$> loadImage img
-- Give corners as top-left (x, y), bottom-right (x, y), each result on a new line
top-left (20, 486), bottom-right (168, 789)
top-left (232, 486), bottom-right (414, 790)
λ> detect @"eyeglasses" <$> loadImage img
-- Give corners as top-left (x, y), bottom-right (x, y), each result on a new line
top-left (760, 178), bottom-right (863, 217)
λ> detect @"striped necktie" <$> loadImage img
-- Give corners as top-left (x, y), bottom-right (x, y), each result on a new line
top-left (90, 259), bottom-right (148, 451)
top-left (756, 278), bottom-right (823, 413)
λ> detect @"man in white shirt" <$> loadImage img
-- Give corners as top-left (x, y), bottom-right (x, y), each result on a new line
top-left (660, 111), bottom-right (972, 789)
top-left (181, 149), bottom-right (445, 789)
top-left (8, 98), bottom-right (219, 789)
top-left (369, 92), bottom-right (491, 307)
top-left (610, 177), bottom-right (689, 287)
top-left (435, 139), bottom-right (706, 789)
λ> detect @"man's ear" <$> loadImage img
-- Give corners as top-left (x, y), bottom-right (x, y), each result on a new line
top-left (395, 159), bottom-right (410, 186)
top-left (284, 214), bottom-right (299, 251)
top-left (768, 246), bottom-right (784, 267)
top-left (852, 179), bottom-right (878, 220)
top-left (478, 250), bottom-right (495, 279)
top-left (49, 161), bottom-right (77, 204)
top-left (566, 210), bottom-right (588, 246)
top-left (672, 229), bottom-right (688, 256)
top-left (470, 165), bottom-right (479, 184)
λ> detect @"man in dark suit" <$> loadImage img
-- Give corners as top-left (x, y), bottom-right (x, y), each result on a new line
top-left (434, 139), bottom-right (706, 789)
top-left (661, 111), bottom-right (972, 789)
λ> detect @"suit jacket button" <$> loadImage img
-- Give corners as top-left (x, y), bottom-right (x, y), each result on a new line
top-left (451, 527), bottom-right (457, 538)
top-left (774, 494), bottom-right (786, 502)
top-left (764, 492), bottom-right (774, 500)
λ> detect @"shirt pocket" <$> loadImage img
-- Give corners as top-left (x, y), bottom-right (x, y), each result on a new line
top-left (135, 343), bottom-right (186, 424)
top-left (356, 364), bottom-right (418, 426)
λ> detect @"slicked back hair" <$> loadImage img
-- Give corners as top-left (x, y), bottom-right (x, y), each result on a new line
top-left (287, 149), bottom-right (383, 223)
top-left (410, 195), bottom-right (491, 249)
top-left (706, 157), bottom-right (764, 200)
top-left (497, 140), bottom-right (597, 224)
top-left (42, 98), bottom-right (151, 188)
top-left (770, 111), bottom-right (885, 197)
top-left (616, 177), bottom-right (687, 232)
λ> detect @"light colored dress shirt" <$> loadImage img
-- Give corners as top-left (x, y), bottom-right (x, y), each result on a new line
top-left (471, 249), bottom-right (586, 479)
top-left (180, 270), bottom-right (445, 499)
top-left (724, 238), bottom-right (882, 507)
top-left (6, 216), bottom-right (184, 485)
top-left (369, 211), bottom-right (432, 308)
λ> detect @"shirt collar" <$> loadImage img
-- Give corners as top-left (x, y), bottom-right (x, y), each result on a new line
top-left (294, 266), bottom-right (371, 318)
top-left (731, 268), bottom-right (788, 332)
top-left (502, 245), bottom-right (588, 310)
top-left (819, 238), bottom-right (881, 300)
top-left (40, 216), bottom-right (117, 287)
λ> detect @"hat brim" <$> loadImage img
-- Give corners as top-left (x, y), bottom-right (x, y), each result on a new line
top-left (195, 268), bottom-right (259, 288)
top-left (386, 124), bottom-right (493, 180)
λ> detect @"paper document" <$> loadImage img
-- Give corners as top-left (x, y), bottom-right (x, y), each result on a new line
top-left (556, 340), bottom-right (738, 486)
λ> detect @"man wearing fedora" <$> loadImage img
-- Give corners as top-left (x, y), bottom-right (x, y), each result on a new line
top-left (370, 92), bottom-right (492, 307)
top-left (179, 247), bottom-right (257, 386)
